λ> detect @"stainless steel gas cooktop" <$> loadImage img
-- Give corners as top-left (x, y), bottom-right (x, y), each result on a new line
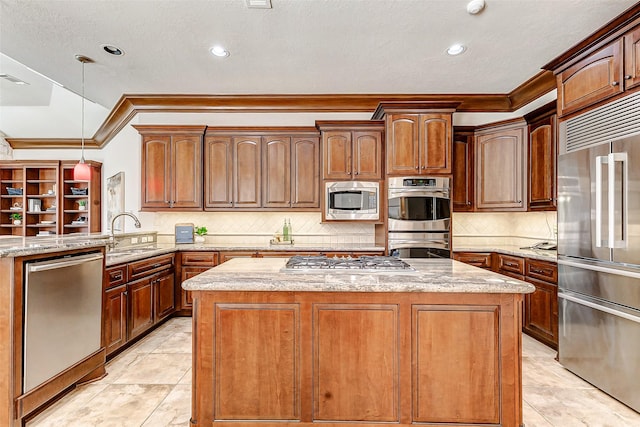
top-left (283, 255), bottom-right (414, 273)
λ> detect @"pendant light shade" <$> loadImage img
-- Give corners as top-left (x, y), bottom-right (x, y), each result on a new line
top-left (73, 54), bottom-right (93, 181)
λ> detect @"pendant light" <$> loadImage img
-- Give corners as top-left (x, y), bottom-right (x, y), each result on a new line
top-left (73, 54), bottom-right (93, 181)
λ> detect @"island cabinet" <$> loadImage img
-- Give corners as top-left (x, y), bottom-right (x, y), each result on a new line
top-left (317, 121), bottom-right (384, 180)
top-left (452, 127), bottom-right (474, 212)
top-left (204, 128), bottom-right (320, 210)
top-left (189, 290), bottom-right (524, 426)
top-left (525, 102), bottom-right (557, 211)
top-left (372, 102), bottom-right (458, 176)
top-left (474, 120), bottom-right (527, 212)
top-left (135, 125), bottom-right (206, 211)
top-left (104, 253), bottom-right (175, 356)
top-left (177, 251), bottom-right (219, 314)
top-left (553, 24), bottom-right (640, 117)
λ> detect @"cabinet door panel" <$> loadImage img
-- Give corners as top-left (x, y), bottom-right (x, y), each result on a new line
top-left (624, 26), bottom-right (640, 91)
top-left (181, 267), bottom-right (211, 309)
top-left (204, 137), bottom-right (233, 208)
top-left (413, 305), bottom-right (500, 424)
top-left (155, 271), bottom-right (175, 322)
top-left (558, 40), bottom-right (623, 116)
top-left (452, 132), bottom-right (474, 211)
top-left (314, 304), bottom-right (398, 422)
top-left (263, 137), bottom-right (291, 208)
top-left (234, 137), bottom-right (262, 208)
top-left (475, 125), bottom-right (526, 211)
top-left (323, 131), bottom-right (352, 179)
top-left (128, 278), bottom-right (154, 340)
top-left (353, 131), bottom-right (382, 180)
top-left (215, 303), bottom-right (300, 421)
top-left (529, 115), bottom-right (557, 210)
top-left (387, 115), bottom-right (419, 175)
top-left (104, 285), bottom-right (127, 355)
top-left (172, 135), bottom-right (202, 209)
top-left (141, 136), bottom-right (171, 208)
top-left (524, 277), bottom-right (558, 348)
top-left (291, 137), bottom-right (320, 208)
top-left (420, 114), bottom-right (451, 174)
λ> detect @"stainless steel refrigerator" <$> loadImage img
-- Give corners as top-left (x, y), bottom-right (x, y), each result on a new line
top-left (558, 120), bottom-right (640, 412)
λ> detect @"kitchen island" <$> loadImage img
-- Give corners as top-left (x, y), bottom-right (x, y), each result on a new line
top-left (183, 258), bottom-right (534, 427)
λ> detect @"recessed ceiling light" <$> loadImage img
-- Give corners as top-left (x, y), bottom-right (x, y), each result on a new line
top-left (102, 44), bottom-right (124, 56)
top-left (0, 73), bottom-right (28, 85)
top-left (246, 0), bottom-right (272, 8)
top-left (467, 0), bottom-right (486, 15)
top-left (447, 44), bottom-right (467, 56)
top-left (210, 45), bottom-right (230, 57)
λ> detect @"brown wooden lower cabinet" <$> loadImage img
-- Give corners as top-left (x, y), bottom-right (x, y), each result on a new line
top-left (454, 251), bottom-right (558, 349)
top-left (178, 251), bottom-right (219, 313)
top-left (104, 254), bottom-right (175, 356)
top-left (191, 291), bottom-right (523, 426)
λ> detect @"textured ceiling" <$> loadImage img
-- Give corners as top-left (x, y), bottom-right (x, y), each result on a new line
top-left (0, 0), bottom-right (637, 139)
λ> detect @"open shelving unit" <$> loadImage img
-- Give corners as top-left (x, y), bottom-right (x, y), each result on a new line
top-left (0, 160), bottom-right (102, 237)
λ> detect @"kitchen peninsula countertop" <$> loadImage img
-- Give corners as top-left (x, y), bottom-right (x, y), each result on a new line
top-left (182, 257), bottom-right (535, 294)
top-left (454, 244), bottom-right (557, 261)
top-left (0, 234), bottom-right (110, 258)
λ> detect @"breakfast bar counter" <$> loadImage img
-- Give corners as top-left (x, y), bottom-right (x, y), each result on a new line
top-left (184, 258), bottom-right (533, 427)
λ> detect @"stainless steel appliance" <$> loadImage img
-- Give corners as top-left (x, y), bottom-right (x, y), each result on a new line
top-left (387, 177), bottom-right (451, 258)
top-left (325, 181), bottom-right (379, 220)
top-left (23, 252), bottom-right (104, 393)
top-left (557, 92), bottom-right (640, 412)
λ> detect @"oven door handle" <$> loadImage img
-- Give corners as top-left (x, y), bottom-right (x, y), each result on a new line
top-left (388, 240), bottom-right (450, 249)
top-left (388, 189), bottom-right (449, 198)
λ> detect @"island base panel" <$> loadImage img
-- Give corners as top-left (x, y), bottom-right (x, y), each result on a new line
top-left (191, 291), bottom-right (524, 427)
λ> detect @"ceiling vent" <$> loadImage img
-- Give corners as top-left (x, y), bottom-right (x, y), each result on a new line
top-left (0, 74), bottom-right (28, 85)
top-left (246, 0), bottom-right (272, 8)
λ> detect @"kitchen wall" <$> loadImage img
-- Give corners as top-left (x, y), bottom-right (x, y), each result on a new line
top-left (452, 211), bottom-right (557, 248)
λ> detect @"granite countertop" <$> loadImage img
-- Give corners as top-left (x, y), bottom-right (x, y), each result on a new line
top-left (182, 258), bottom-right (535, 294)
top-left (0, 234), bottom-right (110, 258)
top-left (453, 244), bottom-right (557, 261)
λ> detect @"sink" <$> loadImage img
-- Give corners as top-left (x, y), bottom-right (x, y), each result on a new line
top-left (106, 247), bottom-right (158, 259)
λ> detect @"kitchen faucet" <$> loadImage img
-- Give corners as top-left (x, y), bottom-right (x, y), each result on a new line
top-left (110, 212), bottom-right (142, 249)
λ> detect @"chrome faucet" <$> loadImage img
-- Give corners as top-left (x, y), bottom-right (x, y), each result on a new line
top-left (110, 212), bottom-right (142, 249)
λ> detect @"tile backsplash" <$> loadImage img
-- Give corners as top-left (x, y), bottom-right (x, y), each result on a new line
top-left (452, 211), bottom-right (557, 248)
top-left (142, 211), bottom-right (376, 246)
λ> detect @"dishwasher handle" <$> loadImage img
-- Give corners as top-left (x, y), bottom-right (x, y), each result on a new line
top-left (27, 253), bottom-right (104, 273)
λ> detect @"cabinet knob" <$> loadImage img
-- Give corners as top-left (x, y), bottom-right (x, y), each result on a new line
top-left (415, 166), bottom-right (419, 170)
top-left (466, 202), bottom-right (471, 206)
top-left (624, 75), bottom-right (632, 80)
top-left (421, 166), bottom-right (426, 170)
top-left (517, 200), bottom-right (522, 203)
top-left (355, 171), bottom-right (359, 175)
top-left (612, 81), bottom-right (619, 86)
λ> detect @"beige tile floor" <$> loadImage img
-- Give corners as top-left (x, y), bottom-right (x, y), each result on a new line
top-left (27, 317), bottom-right (640, 427)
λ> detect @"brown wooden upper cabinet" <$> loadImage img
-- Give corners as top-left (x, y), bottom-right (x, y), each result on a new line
top-left (204, 128), bottom-right (320, 210)
top-left (525, 102), bottom-right (557, 211)
top-left (372, 102), bottom-right (458, 176)
top-left (452, 128), bottom-right (474, 212)
top-left (135, 125), bottom-right (205, 211)
top-left (474, 120), bottom-right (527, 212)
top-left (555, 24), bottom-right (640, 117)
top-left (263, 135), bottom-right (320, 208)
top-left (317, 121), bottom-right (383, 180)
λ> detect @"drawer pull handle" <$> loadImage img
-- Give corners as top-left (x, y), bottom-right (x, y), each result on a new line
top-left (624, 75), bottom-right (632, 80)
top-left (612, 81), bottom-right (619, 86)
top-left (112, 272), bottom-right (122, 280)
top-left (153, 263), bottom-right (162, 268)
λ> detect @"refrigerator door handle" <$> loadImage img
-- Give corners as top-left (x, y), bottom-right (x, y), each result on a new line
top-left (559, 291), bottom-right (640, 324)
top-left (595, 155), bottom-right (607, 247)
top-left (608, 152), bottom-right (628, 248)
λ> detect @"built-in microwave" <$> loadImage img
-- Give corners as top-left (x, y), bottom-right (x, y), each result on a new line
top-left (325, 181), bottom-right (379, 221)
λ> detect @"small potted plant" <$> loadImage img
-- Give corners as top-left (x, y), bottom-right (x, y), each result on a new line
top-left (10, 213), bottom-right (22, 225)
top-left (78, 200), bottom-right (87, 211)
top-left (194, 226), bottom-right (208, 243)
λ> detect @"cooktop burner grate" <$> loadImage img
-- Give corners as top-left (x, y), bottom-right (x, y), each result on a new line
top-left (285, 255), bottom-right (412, 270)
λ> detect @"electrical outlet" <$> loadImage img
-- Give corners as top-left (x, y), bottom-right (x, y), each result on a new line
top-left (131, 237), bottom-right (139, 244)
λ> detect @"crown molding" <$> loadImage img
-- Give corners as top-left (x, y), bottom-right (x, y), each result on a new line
top-left (7, 71), bottom-right (556, 149)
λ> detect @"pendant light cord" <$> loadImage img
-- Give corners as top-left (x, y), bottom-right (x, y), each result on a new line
top-left (80, 59), bottom-right (85, 162)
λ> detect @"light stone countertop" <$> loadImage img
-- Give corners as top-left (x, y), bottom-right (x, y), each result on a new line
top-left (453, 244), bottom-right (557, 262)
top-left (0, 234), bottom-right (110, 258)
top-left (182, 257), bottom-right (535, 294)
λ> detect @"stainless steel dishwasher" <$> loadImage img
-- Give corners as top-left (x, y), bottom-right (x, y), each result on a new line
top-left (23, 252), bottom-right (104, 393)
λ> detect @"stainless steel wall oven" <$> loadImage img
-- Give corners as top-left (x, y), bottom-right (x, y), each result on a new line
top-left (387, 177), bottom-right (451, 258)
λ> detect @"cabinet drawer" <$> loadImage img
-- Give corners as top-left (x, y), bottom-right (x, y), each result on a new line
top-left (453, 252), bottom-right (492, 269)
top-left (526, 259), bottom-right (557, 284)
top-left (181, 251), bottom-right (218, 266)
top-left (496, 254), bottom-right (525, 275)
top-left (106, 265), bottom-right (128, 288)
top-left (128, 254), bottom-right (175, 281)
